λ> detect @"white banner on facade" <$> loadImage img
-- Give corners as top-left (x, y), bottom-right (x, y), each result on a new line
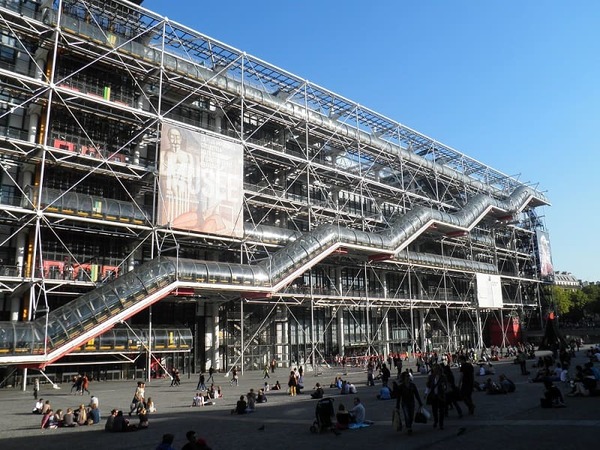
top-left (476, 273), bottom-right (503, 309)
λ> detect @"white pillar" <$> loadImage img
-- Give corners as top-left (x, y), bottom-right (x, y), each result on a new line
top-left (419, 309), bottom-right (427, 352)
top-left (275, 310), bottom-right (289, 368)
top-left (204, 303), bottom-right (220, 371)
top-left (382, 313), bottom-right (390, 357)
top-left (336, 307), bottom-right (345, 357)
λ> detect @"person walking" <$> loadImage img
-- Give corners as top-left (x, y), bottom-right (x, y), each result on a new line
top-left (33, 378), bottom-right (40, 400)
top-left (206, 366), bottom-right (215, 384)
top-left (458, 356), bottom-right (476, 415)
top-left (230, 366), bottom-right (239, 386)
top-left (517, 350), bottom-right (529, 375)
top-left (287, 370), bottom-right (297, 396)
top-left (196, 373), bottom-right (206, 391)
top-left (426, 364), bottom-right (448, 430)
top-left (263, 364), bottom-right (270, 379)
top-left (381, 363), bottom-right (391, 388)
top-left (396, 371), bottom-right (423, 435)
top-left (170, 368), bottom-right (180, 387)
top-left (129, 381), bottom-right (145, 416)
top-left (81, 373), bottom-right (90, 396)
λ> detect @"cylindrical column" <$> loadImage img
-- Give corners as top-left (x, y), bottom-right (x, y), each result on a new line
top-left (204, 302), bottom-right (220, 371)
top-left (382, 313), bottom-right (390, 358)
top-left (336, 307), bottom-right (345, 357)
top-left (418, 309), bottom-right (427, 353)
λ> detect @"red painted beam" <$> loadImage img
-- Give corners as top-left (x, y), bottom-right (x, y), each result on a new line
top-left (368, 253), bottom-right (394, 262)
top-left (242, 292), bottom-right (272, 300)
top-left (446, 230), bottom-right (467, 238)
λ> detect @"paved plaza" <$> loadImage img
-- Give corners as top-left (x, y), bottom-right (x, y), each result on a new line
top-left (0, 350), bottom-right (599, 450)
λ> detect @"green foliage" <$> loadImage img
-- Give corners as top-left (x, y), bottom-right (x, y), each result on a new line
top-left (582, 284), bottom-right (600, 314)
top-left (550, 286), bottom-right (572, 316)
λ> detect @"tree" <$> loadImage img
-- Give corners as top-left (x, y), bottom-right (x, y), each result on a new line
top-left (566, 289), bottom-right (590, 321)
top-left (550, 286), bottom-right (572, 316)
top-left (582, 284), bottom-right (600, 315)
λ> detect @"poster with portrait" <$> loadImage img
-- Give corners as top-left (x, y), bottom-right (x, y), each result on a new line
top-left (536, 230), bottom-right (554, 278)
top-left (158, 124), bottom-right (244, 238)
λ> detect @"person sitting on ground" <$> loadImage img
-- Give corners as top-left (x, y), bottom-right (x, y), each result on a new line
top-left (311, 383), bottom-right (324, 399)
top-left (146, 397), bottom-right (157, 413)
top-left (89, 395), bottom-right (99, 409)
top-left (233, 395), bottom-right (247, 415)
top-left (348, 382), bottom-right (357, 394)
top-left (271, 381), bottom-right (281, 391)
top-left (63, 407), bottom-right (76, 427)
top-left (483, 377), bottom-right (503, 394)
top-left (569, 364), bottom-right (597, 396)
top-left (104, 409), bottom-right (117, 431)
top-left (330, 376), bottom-right (342, 389)
top-left (192, 392), bottom-right (205, 407)
top-left (257, 388), bottom-right (267, 403)
top-left (263, 381), bottom-right (270, 392)
top-left (88, 403), bottom-right (101, 424)
top-left (138, 406), bottom-right (149, 429)
top-left (542, 379), bottom-right (566, 407)
top-left (206, 385), bottom-right (216, 399)
top-left (53, 409), bottom-right (64, 427)
top-left (246, 389), bottom-right (257, 412)
top-left (377, 384), bottom-right (391, 400)
top-left (499, 374), bottom-right (516, 393)
top-left (40, 399), bottom-right (52, 415)
top-left (335, 404), bottom-right (351, 430)
top-left (529, 364), bottom-right (552, 383)
top-left (349, 397), bottom-right (366, 425)
top-left (32, 398), bottom-right (44, 414)
top-left (340, 380), bottom-right (350, 395)
top-left (41, 408), bottom-right (57, 429)
top-left (478, 362), bottom-right (496, 376)
top-left (75, 404), bottom-right (88, 426)
top-left (112, 410), bottom-right (129, 432)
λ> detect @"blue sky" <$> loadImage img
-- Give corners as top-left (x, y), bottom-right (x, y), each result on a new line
top-left (142, 0), bottom-right (600, 282)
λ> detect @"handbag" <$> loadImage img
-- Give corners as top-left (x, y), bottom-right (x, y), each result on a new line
top-left (414, 410), bottom-right (427, 424)
top-left (392, 408), bottom-right (402, 431)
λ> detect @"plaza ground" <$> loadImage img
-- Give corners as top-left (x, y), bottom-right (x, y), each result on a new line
top-left (0, 349), bottom-right (599, 450)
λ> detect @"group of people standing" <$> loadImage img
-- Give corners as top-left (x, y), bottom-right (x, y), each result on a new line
top-left (390, 356), bottom-right (476, 434)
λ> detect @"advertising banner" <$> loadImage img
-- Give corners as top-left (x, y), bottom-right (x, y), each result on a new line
top-left (158, 124), bottom-right (244, 238)
top-left (476, 273), bottom-right (503, 309)
top-left (536, 230), bottom-right (554, 278)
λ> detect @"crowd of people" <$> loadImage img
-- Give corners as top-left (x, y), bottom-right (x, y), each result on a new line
top-left (33, 395), bottom-right (102, 429)
top-left (24, 341), bottom-right (600, 448)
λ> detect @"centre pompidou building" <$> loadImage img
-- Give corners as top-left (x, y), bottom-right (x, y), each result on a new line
top-left (0, 0), bottom-right (552, 382)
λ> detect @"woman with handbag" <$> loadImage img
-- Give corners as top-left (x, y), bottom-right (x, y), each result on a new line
top-left (395, 371), bottom-right (423, 434)
top-left (442, 363), bottom-right (463, 418)
top-left (426, 364), bottom-right (448, 430)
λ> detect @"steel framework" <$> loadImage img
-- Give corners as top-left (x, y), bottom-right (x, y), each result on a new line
top-left (0, 0), bottom-right (550, 375)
